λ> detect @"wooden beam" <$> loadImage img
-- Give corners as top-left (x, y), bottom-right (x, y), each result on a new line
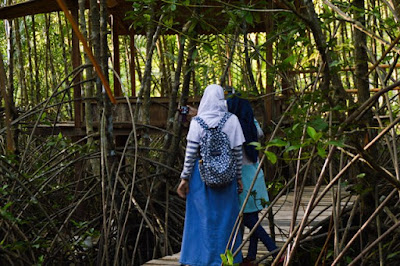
top-left (0, 0), bottom-right (273, 35)
top-left (0, 0), bottom-right (77, 20)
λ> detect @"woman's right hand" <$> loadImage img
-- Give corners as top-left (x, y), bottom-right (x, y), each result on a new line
top-left (177, 179), bottom-right (189, 199)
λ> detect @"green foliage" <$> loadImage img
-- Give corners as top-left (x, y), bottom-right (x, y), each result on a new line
top-left (266, 178), bottom-right (285, 198)
top-left (2, 1), bottom-right (400, 265)
top-left (220, 249), bottom-right (240, 266)
top-left (0, 201), bottom-right (18, 223)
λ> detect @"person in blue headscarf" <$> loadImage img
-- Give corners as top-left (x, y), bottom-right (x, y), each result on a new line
top-left (226, 87), bottom-right (279, 264)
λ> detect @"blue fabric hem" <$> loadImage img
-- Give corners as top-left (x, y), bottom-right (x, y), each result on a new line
top-left (180, 160), bottom-right (243, 266)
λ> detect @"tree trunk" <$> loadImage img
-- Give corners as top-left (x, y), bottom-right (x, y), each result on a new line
top-left (391, 0), bottom-right (400, 21)
top-left (58, 11), bottom-right (73, 117)
top-left (255, 34), bottom-right (264, 93)
top-left (14, 18), bottom-right (28, 107)
top-left (44, 14), bottom-right (50, 98)
top-left (157, 39), bottom-right (168, 97)
top-left (354, 0), bottom-right (370, 104)
top-left (23, 16), bottom-right (35, 104)
top-left (79, 0), bottom-right (94, 140)
top-left (46, 14), bottom-right (57, 92)
top-left (5, 17), bottom-right (15, 112)
top-left (220, 30), bottom-right (240, 87)
top-left (0, 51), bottom-right (15, 153)
top-left (4, 14), bottom-right (16, 153)
top-left (243, 27), bottom-right (258, 95)
top-left (161, 31), bottom-right (188, 166)
top-left (163, 36), bottom-right (173, 96)
top-left (167, 38), bottom-right (196, 167)
top-left (31, 15), bottom-right (41, 104)
top-left (300, 0), bottom-right (350, 107)
top-left (134, 6), bottom-right (163, 124)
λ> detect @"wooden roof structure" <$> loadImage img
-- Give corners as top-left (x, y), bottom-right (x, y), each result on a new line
top-left (0, 0), bottom-right (277, 135)
top-left (0, 0), bottom-right (272, 35)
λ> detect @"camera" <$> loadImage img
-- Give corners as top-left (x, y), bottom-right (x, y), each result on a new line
top-left (180, 106), bottom-right (189, 115)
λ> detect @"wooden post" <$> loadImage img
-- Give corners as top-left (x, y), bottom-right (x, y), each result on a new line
top-left (71, 3), bottom-right (82, 128)
top-left (112, 16), bottom-right (121, 97)
top-left (129, 29), bottom-right (136, 97)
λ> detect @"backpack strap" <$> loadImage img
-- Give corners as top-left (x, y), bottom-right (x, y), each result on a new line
top-left (194, 113), bottom-right (232, 130)
top-left (193, 116), bottom-right (209, 130)
top-left (217, 112), bottom-right (232, 130)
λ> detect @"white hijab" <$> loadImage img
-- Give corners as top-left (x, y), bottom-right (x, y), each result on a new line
top-left (187, 84), bottom-right (245, 148)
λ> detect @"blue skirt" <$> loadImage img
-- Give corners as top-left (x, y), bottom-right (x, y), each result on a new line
top-left (180, 160), bottom-right (243, 266)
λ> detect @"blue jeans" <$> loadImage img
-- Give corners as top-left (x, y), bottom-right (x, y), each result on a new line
top-left (243, 211), bottom-right (278, 260)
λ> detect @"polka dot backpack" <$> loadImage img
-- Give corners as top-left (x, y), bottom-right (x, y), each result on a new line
top-left (193, 112), bottom-right (236, 187)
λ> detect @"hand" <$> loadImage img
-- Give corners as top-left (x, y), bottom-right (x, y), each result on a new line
top-left (177, 179), bottom-right (189, 199)
top-left (187, 105), bottom-right (198, 118)
top-left (237, 179), bottom-right (243, 194)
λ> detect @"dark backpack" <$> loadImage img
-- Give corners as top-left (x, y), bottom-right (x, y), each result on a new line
top-left (193, 113), bottom-right (236, 187)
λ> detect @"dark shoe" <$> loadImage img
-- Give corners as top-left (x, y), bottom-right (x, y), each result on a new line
top-left (241, 257), bottom-right (257, 266)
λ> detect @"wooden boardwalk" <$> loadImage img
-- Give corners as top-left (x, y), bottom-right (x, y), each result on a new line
top-left (143, 185), bottom-right (354, 265)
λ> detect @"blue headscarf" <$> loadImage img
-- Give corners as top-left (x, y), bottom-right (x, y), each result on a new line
top-left (227, 93), bottom-right (259, 163)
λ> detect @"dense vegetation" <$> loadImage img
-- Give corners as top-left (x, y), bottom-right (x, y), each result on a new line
top-left (1, 0), bottom-right (400, 265)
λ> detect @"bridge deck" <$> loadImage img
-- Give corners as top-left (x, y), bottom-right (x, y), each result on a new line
top-left (143, 185), bottom-right (354, 265)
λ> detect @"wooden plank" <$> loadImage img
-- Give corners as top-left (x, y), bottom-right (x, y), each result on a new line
top-left (142, 185), bottom-right (355, 265)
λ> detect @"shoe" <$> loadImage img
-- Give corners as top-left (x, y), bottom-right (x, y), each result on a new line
top-left (241, 257), bottom-right (257, 266)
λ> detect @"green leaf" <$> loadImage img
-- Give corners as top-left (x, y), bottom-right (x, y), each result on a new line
top-left (387, 250), bottom-right (400, 259)
top-left (188, 20), bottom-right (198, 33)
top-left (285, 144), bottom-right (301, 152)
top-left (143, 14), bottom-right (151, 22)
top-left (267, 138), bottom-right (287, 148)
top-left (227, 249), bottom-right (234, 265)
top-left (315, 132), bottom-right (323, 141)
top-left (357, 173), bottom-right (366, 179)
top-left (220, 254), bottom-right (228, 265)
top-left (245, 13), bottom-right (253, 25)
top-left (307, 126), bottom-right (317, 140)
top-left (317, 145), bottom-right (327, 158)
top-left (191, 48), bottom-right (198, 60)
top-left (265, 151), bottom-right (277, 164)
top-left (249, 141), bottom-right (261, 149)
top-left (329, 60), bottom-right (340, 68)
top-left (282, 54), bottom-right (297, 66)
top-left (310, 117), bottom-right (328, 131)
top-left (203, 43), bottom-right (214, 56)
top-left (327, 140), bottom-right (344, 147)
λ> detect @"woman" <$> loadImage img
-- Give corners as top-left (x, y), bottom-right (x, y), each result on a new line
top-left (177, 84), bottom-right (245, 266)
top-left (227, 92), bottom-right (279, 265)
